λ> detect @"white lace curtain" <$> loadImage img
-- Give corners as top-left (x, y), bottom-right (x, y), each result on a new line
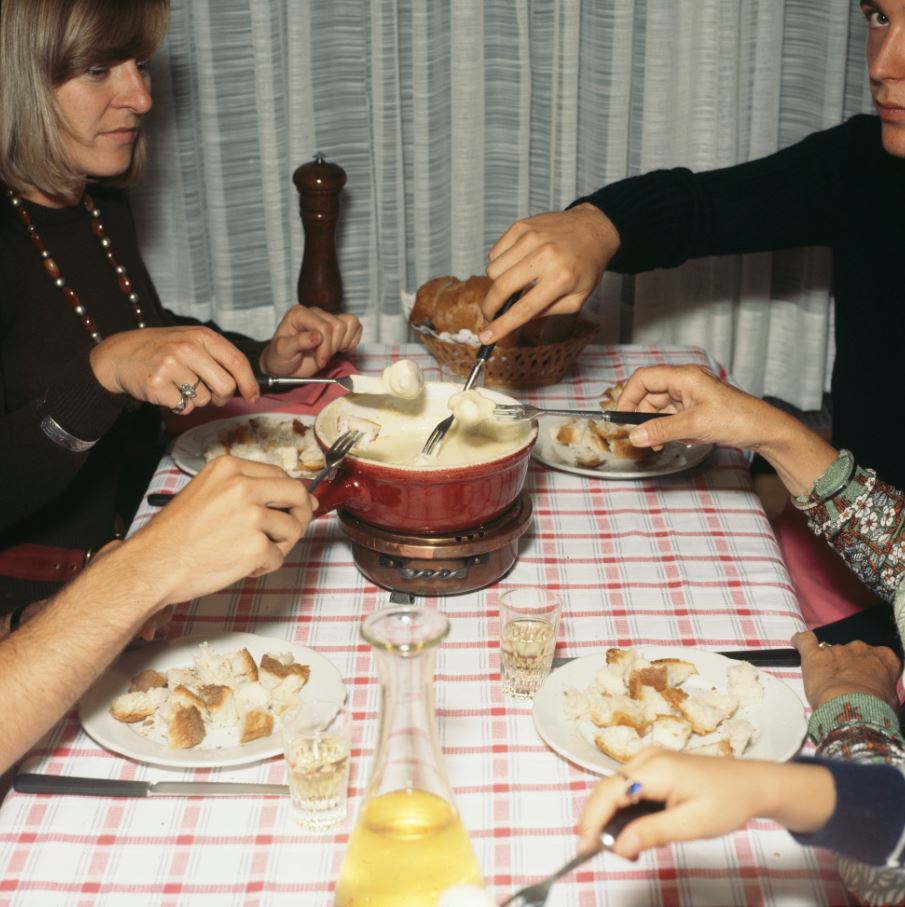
top-left (134, 0), bottom-right (872, 410)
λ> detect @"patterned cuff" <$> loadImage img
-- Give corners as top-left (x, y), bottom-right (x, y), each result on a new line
top-left (803, 463), bottom-right (878, 537)
top-left (808, 693), bottom-right (903, 747)
top-left (792, 449), bottom-right (855, 511)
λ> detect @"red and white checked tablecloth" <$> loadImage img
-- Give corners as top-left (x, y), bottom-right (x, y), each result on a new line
top-left (0, 344), bottom-right (853, 907)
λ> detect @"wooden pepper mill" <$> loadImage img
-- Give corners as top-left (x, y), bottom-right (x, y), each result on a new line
top-left (293, 152), bottom-right (346, 313)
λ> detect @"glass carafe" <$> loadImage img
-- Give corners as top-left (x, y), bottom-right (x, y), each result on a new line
top-left (334, 605), bottom-right (484, 906)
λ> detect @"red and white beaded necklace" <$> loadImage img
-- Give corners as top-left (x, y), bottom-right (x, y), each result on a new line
top-left (5, 188), bottom-right (146, 342)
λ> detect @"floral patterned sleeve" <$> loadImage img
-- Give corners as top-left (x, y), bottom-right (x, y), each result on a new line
top-left (807, 692), bottom-right (905, 906)
top-left (798, 452), bottom-right (905, 603)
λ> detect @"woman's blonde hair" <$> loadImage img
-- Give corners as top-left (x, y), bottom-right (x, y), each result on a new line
top-left (0, 0), bottom-right (169, 199)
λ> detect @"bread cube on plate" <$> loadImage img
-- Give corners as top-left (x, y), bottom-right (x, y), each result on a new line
top-left (167, 704), bottom-right (206, 749)
top-left (128, 668), bottom-right (167, 693)
top-left (240, 709), bottom-right (274, 744)
top-left (727, 662), bottom-right (764, 708)
top-left (650, 715), bottom-right (693, 751)
top-left (679, 690), bottom-right (738, 735)
top-left (199, 684), bottom-right (238, 728)
top-left (109, 687), bottom-right (169, 723)
top-left (594, 726), bottom-right (646, 763)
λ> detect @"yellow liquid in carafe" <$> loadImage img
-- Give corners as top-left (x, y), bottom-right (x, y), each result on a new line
top-left (333, 788), bottom-right (484, 907)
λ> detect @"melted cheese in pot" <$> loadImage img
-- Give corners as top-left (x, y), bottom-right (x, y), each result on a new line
top-left (321, 382), bottom-right (533, 468)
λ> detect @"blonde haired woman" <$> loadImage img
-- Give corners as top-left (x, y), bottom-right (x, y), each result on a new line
top-left (0, 0), bottom-right (361, 618)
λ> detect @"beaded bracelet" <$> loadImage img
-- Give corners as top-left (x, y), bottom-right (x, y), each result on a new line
top-left (791, 449), bottom-right (856, 511)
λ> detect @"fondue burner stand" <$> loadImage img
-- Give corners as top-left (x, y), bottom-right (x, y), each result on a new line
top-left (338, 493), bottom-right (532, 596)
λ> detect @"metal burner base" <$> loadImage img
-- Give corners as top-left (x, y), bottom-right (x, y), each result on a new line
top-left (338, 492), bottom-right (532, 596)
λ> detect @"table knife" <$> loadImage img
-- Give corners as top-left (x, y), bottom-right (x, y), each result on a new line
top-left (14, 773), bottom-right (289, 798)
top-left (552, 647), bottom-right (801, 670)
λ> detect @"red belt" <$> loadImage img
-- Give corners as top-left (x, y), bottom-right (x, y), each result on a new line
top-left (0, 543), bottom-right (91, 583)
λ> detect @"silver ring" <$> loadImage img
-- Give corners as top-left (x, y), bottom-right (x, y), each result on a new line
top-left (818, 641), bottom-right (832, 649)
top-left (179, 381), bottom-right (199, 400)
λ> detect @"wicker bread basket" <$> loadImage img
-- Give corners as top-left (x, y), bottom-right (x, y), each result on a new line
top-left (414, 320), bottom-right (597, 388)
top-left (409, 274), bottom-right (598, 388)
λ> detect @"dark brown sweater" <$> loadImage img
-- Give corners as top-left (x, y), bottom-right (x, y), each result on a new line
top-left (0, 187), bottom-right (261, 610)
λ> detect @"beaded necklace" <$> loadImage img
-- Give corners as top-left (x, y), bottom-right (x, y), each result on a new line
top-left (5, 188), bottom-right (146, 343)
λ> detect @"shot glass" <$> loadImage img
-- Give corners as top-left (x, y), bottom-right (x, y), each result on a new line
top-left (282, 699), bottom-right (351, 829)
top-left (499, 588), bottom-right (562, 700)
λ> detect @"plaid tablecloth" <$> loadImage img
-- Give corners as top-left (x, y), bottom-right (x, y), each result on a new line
top-left (0, 343), bottom-right (852, 907)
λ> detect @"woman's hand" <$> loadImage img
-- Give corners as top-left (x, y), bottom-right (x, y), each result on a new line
top-left (479, 204), bottom-right (619, 344)
top-left (89, 326), bottom-right (260, 413)
top-left (578, 749), bottom-right (835, 860)
top-left (793, 630), bottom-right (902, 711)
top-left (260, 306), bottom-right (362, 376)
top-left (618, 365), bottom-right (838, 497)
top-left (618, 365), bottom-right (788, 450)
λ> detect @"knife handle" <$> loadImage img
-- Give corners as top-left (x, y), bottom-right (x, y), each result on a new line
top-left (14, 773), bottom-right (149, 798)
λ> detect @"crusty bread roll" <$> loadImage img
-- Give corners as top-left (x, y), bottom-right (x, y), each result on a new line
top-left (411, 275), bottom-right (543, 349)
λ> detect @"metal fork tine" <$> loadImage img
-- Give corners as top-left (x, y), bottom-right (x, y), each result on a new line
top-left (421, 414), bottom-right (453, 456)
top-left (307, 430), bottom-right (362, 492)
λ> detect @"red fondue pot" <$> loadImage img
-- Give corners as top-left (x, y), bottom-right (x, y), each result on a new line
top-left (311, 386), bottom-right (537, 533)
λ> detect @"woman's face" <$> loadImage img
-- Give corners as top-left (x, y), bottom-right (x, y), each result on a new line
top-left (53, 58), bottom-right (152, 186)
top-left (862, 1), bottom-right (905, 157)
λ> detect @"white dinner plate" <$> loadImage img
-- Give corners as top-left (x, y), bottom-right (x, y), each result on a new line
top-left (532, 414), bottom-right (713, 479)
top-left (79, 631), bottom-right (346, 768)
top-left (171, 413), bottom-right (318, 477)
top-left (532, 646), bottom-right (807, 776)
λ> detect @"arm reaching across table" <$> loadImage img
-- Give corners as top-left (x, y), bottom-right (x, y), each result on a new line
top-left (619, 364), bottom-right (905, 607)
top-left (0, 455), bottom-right (314, 775)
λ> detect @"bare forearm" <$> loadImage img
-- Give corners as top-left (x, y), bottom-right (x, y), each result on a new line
top-left (754, 409), bottom-right (838, 497)
top-left (758, 761), bottom-right (836, 833)
top-left (0, 549), bottom-right (165, 774)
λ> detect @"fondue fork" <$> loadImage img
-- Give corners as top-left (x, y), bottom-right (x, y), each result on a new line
top-left (306, 429), bottom-right (363, 493)
top-left (500, 800), bottom-right (665, 906)
top-left (421, 291), bottom-right (522, 456)
top-left (255, 375), bottom-right (354, 393)
top-left (146, 429), bottom-right (364, 507)
top-left (492, 403), bottom-right (673, 425)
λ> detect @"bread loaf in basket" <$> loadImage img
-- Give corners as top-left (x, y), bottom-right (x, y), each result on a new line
top-left (409, 275), bottom-right (597, 388)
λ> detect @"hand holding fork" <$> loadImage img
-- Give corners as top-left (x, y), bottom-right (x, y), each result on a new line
top-left (499, 800), bottom-right (665, 906)
top-left (146, 430), bottom-right (362, 507)
top-left (491, 403), bottom-right (672, 425)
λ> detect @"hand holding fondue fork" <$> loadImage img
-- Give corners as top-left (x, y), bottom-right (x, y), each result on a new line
top-left (146, 430), bottom-right (363, 507)
top-left (421, 291), bottom-right (522, 456)
top-left (492, 403), bottom-right (672, 425)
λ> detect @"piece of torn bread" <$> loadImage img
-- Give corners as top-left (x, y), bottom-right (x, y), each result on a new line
top-left (168, 705), bottom-right (206, 749)
top-left (109, 687), bottom-right (170, 723)
top-left (337, 413), bottom-right (381, 449)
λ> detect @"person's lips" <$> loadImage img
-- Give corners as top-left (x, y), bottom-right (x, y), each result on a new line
top-left (102, 127), bottom-right (139, 143)
top-left (876, 102), bottom-right (905, 122)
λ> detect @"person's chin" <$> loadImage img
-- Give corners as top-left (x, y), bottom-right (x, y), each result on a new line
top-left (880, 123), bottom-right (905, 159)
